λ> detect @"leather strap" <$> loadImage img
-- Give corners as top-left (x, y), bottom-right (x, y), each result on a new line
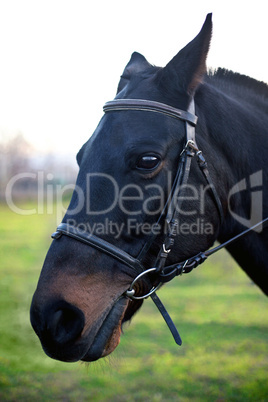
top-left (52, 223), bottom-right (144, 273)
top-left (151, 293), bottom-right (182, 345)
top-left (185, 99), bottom-right (196, 141)
top-left (103, 99), bottom-right (198, 126)
top-left (154, 100), bottom-right (199, 272)
top-left (158, 216), bottom-right (268, 283)
top-left (196, 151), bottom-right (224, 224)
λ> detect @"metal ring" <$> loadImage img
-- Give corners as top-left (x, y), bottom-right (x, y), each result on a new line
top-left (125, 267), bottom-right (162, 300)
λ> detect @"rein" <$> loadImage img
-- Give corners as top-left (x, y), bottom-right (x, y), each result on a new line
top-left (51, 98), bottom-right (268, 346)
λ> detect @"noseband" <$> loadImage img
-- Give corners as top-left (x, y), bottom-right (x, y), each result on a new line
top-left (52, 98), bottom-right (268, 346)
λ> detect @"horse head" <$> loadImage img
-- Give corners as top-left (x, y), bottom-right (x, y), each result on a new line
top-left (30, 14), bottom-right (223, 362)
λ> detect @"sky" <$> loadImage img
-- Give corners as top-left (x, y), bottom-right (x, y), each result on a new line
top-left (0, 0), bottom-right (267, 157)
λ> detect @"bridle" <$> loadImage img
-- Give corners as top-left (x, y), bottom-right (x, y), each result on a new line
top-left (51, 98), bottom-right (268, 346)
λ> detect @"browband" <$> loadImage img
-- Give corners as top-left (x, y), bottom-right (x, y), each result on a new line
top-left (103, 99), bottom-right (198, 126)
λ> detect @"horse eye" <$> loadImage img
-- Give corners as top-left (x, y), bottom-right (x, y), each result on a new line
top-left (136, 155), bottom-right (161, 170)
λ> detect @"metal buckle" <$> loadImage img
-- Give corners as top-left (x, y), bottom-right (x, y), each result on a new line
top-left (180, 139), bottom-right (198, 156)
top-left (162, 243), bottom-right (171, 254)
top-left (125, 268), bottom-right (162, 300)
top-left (182, 259), bottom-right (189, 274)
top-left (186, 140), bottom-right (199, 153)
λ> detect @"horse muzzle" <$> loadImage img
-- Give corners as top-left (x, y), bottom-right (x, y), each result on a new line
top-left (30, 294), bottom-right (128, 362)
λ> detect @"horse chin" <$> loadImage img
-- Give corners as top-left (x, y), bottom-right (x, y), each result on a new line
top-left (81, 297), bottom-right (128, 362)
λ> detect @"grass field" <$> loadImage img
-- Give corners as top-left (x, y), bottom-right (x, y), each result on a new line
top-left (0, 202), bottom-right (267, 401)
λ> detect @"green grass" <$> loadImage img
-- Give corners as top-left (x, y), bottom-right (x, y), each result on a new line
top-left (0, 202), bottom-right (267, 401)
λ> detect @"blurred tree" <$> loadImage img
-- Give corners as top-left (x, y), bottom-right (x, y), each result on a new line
top-left (0, 132), bottom-right (78, 200)
top-left (0, 132), bottom-right (34, 198)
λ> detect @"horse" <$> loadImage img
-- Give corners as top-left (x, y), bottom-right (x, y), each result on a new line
top-left (30, 14), bottom-right (268, 363)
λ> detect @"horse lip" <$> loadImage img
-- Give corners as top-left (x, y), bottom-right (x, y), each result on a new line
top-left (81, 296), bottom-right (128, 362)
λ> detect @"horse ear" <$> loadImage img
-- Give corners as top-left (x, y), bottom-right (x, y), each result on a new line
top-left (117, 52), bottom-right (151, 93)
top-left (159, 13), bottom-right (212, 97)
top-left (124, 52), bottom-right (151, 75)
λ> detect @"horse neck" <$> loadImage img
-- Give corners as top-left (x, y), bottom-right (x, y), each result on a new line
top-left (196, 83), bottom-right (268, 295)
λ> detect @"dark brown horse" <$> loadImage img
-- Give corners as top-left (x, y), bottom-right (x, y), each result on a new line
top-left (30, 14), bottom-right (268, 362)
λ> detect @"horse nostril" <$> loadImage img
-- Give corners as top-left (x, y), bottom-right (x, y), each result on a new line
top-left (45, 301), bottom-right (85, 344)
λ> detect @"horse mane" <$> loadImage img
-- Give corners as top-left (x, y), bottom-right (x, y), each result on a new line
top-left (206, 68), bottom-right (268, 113)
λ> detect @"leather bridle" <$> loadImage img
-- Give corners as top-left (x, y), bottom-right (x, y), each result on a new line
top-left (51, 98), bottom-right (268, 346)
